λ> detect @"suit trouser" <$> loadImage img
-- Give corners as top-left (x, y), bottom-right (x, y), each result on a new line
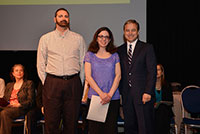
top-left (0, 106), bottom-right (25, 134)
top-left (123, 95), bottom-right (155, 134)
top-left (43, 74), bottom-right (82, 134)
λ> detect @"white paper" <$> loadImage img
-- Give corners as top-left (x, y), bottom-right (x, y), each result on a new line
top-left (86, 95), bottom-right (110, 122)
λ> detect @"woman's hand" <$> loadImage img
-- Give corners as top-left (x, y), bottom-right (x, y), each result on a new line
top-left (8, 103), bottom-right (21, 107)
top-left (100, 92), bottom-right (111, 105)
top-left (82, 98), bottom-right (87, 104)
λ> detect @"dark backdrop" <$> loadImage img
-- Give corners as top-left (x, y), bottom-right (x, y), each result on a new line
top-left (0, 51), bottom-right (39, 86)
top-left (0, 0), bottom-right (200, 89)
top-left (147, 0), bottom-right (200, 87)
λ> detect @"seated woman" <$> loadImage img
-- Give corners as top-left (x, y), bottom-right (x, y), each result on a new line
top-left (0, 64), bottom-right (35, 134)
top-left (155, 64), bottom-right (174, 134)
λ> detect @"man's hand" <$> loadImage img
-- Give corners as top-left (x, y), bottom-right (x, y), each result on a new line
top-left (41, 106), bottom-right (44, 114)
top-left (142, 93), bottom-right (151, 104)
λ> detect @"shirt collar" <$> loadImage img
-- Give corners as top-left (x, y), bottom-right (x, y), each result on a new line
top-left (55, 28), bottom-right (69, 38)
top-left (127, 38), bottom-right (138, 47)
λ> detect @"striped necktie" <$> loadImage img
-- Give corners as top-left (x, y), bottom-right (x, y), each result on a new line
top-left (128, 44), bottom-right (132, 65)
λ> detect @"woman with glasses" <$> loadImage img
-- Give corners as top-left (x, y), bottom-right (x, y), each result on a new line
top-left (84, 27), bottom-right (121, 134)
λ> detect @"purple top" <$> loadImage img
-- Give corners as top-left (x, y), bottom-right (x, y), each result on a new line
top-left (84, 51), bottom-right (120, 100)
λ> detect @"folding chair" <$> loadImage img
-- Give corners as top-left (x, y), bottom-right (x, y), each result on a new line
top-left (12, 115), bottom-right (28, 134)
top-left (180, 85), bottom-right (200, 134)
top-left (170, 117), bottom-right (178, 134)
top-left (37, 116), bottom-right (45, 134)
top-left (117, 115), bottom-right (124, 134)
top-left (37, 117), bottom-right (64, 134)
top-left (77, 114), bottom-right (86, 134)
top-left (118, 97), bottom-right (124, 134)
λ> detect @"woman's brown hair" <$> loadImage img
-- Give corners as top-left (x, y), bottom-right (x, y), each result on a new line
top-left (88, 27), bottom-right (117, 54)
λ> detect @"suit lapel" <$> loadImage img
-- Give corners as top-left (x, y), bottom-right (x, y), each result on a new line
top-left (19, 81), bottom-right (26, 93)
top-left (120, 43), bottom-right (129, 73)
top-left (7, 82), bottom-right (15, 99)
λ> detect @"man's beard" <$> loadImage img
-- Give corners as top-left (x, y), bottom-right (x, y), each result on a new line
top-left (56, 20), bottom-right (69, 28)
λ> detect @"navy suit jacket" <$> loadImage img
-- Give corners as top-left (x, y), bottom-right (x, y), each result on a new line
top-left (118, 40), bottom-right (157, 104)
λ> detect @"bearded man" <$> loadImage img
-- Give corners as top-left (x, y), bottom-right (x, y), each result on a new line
top-left (37, 8), bottom-right (86, 134)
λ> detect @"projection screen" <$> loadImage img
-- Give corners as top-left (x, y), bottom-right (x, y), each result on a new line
top-left (0, 0), bottom-right (146, 50)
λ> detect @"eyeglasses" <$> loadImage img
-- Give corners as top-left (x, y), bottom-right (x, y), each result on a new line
top-left (98, 35), bottom-right (110, 40)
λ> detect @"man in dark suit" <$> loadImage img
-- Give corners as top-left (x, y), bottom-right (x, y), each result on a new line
top-left (118, 19), bottom-right (157, 134)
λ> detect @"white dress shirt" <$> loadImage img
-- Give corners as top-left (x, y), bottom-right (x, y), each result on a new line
top-left (127, 38), bottom-right (138, 55)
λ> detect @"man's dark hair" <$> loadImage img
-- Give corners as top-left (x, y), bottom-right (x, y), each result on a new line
top-left (55, 8), bottom-right (70, 17)
top-left (123, 19), bottom-right (140, 31)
